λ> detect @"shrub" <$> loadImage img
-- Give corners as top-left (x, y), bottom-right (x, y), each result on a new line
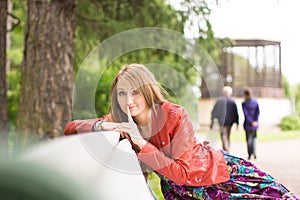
top-left (279, 114), bottom-right (300, 131)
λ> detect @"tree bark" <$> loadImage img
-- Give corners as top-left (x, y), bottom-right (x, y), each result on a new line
top-left (17, 0), bottom-right (76, 141)
top-left (0, 0), bottom-right (10, 157)
top-left (6, 0), bottom-right (12, 72)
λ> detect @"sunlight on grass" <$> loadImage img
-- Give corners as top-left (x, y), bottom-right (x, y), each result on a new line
top-left (230, 130), bottom-right (300, 142)
top-left (197, 130), bottom-right (300, 143)
top-left (256, 130), bottom-right (300, 142)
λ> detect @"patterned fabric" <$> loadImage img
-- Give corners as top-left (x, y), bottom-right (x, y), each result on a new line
top-left (159, 151), bottom-right (299, 200)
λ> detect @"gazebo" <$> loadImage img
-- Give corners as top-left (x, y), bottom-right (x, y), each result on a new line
top-left (201, 39), bottom-right (284, 98)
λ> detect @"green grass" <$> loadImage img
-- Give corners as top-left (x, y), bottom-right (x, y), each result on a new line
top-left (196, 130), bottom-right (300, 143)
top-left (223, 130), bottom-right (300, 143)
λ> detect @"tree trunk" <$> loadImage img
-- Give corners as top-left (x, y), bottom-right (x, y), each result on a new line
top-left (6, 0), bottom-right (12, 72)
top-left (17, 0), bottom-right (76, 142)
top-left (0, 0), bottom-right (10, 157)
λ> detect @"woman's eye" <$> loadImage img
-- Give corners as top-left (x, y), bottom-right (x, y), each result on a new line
top-left (132, 90), bottom-right (139, 95)
top-left (118, 91), bottom-right (126, 96)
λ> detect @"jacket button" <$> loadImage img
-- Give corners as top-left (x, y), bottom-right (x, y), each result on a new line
top-left (162, 142), bottom-right (165, 145)
top-left (197, 178), bottom-right (202, 182)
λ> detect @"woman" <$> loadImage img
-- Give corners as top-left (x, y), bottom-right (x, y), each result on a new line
top-left (242, 88), bottom-right (260, 160)
top-left (64, 64), bottom-right (298, 199)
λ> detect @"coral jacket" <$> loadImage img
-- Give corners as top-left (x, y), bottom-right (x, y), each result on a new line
top-left (64, 101), bottom-right (230, 186)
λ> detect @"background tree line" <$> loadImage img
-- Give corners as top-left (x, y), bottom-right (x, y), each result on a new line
top-left (1, 0), bottom-right (226, 154)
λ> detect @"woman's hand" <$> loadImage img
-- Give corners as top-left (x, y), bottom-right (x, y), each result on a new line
top-left (116, 107), bottom-right (147, 148)
top-left (100, 122), bottom-right (120, 131)
top-left (252, 121), bottom-right (258, 127)
top-left (98, 121), bottom-right (126, 138)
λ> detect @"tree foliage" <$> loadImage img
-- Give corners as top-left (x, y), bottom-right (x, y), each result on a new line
top-left (75, 0), bottom-right (186, 71)
top-left (7, 0), bottom-right (26, 125)
top-left (8, 0), bottom-right (220, 135)
top-left (73, 0), bottom-right (220, 118)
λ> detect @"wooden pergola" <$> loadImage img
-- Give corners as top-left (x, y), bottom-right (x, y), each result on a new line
top-left (201, 39), bottom-right (284, 98)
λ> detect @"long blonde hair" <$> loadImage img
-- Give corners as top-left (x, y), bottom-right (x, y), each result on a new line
top-left (109, 64), bottom-right (165, 122)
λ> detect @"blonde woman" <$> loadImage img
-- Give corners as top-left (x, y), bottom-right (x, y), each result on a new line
top-left (64, 64), bottom-right (298, 199)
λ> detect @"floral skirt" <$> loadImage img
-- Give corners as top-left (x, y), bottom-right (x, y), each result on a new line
top-left (159, 151), bottom-right (299, 200)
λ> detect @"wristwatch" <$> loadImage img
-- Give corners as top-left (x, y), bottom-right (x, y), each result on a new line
top-left (94, 120), bottom-right (105, 132)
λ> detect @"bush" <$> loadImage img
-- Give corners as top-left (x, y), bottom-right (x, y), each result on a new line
top-left (279, 115), bottom-right (300, 131)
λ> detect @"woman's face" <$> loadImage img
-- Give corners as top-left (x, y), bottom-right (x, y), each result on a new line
top-left (116, 77), bottom-right (149, 120)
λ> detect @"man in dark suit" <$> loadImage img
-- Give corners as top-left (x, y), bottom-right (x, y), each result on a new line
top-left (211, 86), bottom-right (239, 152)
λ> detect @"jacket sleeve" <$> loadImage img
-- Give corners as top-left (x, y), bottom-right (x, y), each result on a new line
top-left (234, 102), bottom-right (239, 125)
top-left (242, 102), bottom-right (254, 123)
top-left (137, 107), bottom-right (195, 185)
top-left (211, 100), bottom-right (218, 120)
top-left (64, 117), bottom-right (106, 135)
top-left (255, 102), bottom-right (260, 121)
top-left (210, 100), bottom-right (219, 128)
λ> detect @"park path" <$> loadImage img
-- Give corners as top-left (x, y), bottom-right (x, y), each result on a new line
top-left (226, 137), bottom-right (300, 198)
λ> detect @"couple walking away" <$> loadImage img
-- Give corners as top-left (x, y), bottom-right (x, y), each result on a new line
top-left (211, 86), bottom-right (259, 160)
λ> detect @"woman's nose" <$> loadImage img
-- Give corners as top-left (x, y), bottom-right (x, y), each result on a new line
top-left (127, 94), bottom-right (133, 105)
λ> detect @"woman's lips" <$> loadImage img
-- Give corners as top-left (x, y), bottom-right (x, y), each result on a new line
top-left (128, 106), bottom-right (137, 113)
top-left (128, 106), bottom-right (136, 110)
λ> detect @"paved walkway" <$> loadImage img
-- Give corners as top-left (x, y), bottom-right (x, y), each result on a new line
top-left (221, 137), bottom-right (300, 198)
